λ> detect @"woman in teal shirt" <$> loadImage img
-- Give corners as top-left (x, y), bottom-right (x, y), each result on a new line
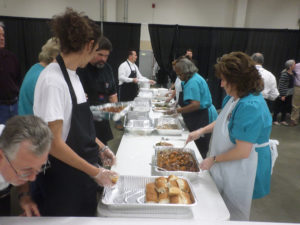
top-left (186, 52), bottom-right (272, 220)
top-left (18, 38), bottom-right (59, 115)
top-left (173, 57), bottom-right (217, 158)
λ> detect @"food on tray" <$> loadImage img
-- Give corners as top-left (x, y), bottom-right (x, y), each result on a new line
top-left (146, 183), bottom-right (158, 203)
top-left (154, 103), bottom-right (169, 107)
top-left (155, 142), bottom-right (173, 147)
top-left (102, 106), bottom-right (126, 113)
top-left (156, 124), bottom-right (179, 130)
top-left (146, 175), bottom-right (192, 204)
top-left (157, 149), bottom-right (200, 172)
top-left (153, 106), bottom-right (170, 111)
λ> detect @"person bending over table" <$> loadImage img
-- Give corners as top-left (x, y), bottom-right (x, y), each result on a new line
top-left (170, 57), bottom-right (217, 158)
top-left (33, 8), bottom-right (117, 216)
top-left (186, 52), bottom-right (272, 221)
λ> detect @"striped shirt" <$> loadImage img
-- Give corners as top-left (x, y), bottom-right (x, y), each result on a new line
top-left (278, 71), bottom-right (294, 96)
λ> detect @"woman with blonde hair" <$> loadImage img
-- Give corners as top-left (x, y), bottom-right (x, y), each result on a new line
top-left (18, 37), bottom-right (60, 115)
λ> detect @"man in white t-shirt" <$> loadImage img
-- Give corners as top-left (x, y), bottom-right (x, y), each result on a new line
top-left (0, 115), bottom-right (52, 216)
top-left (118, 50), bottom-right (156, 101)
top-left (251, 53), bottom-right (279, 112)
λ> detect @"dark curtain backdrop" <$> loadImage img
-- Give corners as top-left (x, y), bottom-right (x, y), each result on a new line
top-left (101, 21), bottom-right (141, 86)
top-left (149, 24), bottom-right (177, 84)
top-left (0, 16), bottom-right (141, 86)
top-left (0, 16), bottom-right (51, 77)
top-left (148, 24), bottom-right (300, 109)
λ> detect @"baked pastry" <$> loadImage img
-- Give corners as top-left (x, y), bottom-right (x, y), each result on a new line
top-left (155, 177), bottom-right (168, 193)
top-left (176, 178), bottom-right (190, 193)
top-left (167, 175), bottom-right (178, 182)
top-left (146, 183), bottom-right (158, 203)
top-left (158, 191), bottom-right (170, 204)
top-left (169, 187), bottom-right (181, 196)
top-left (180, 192), bottom-right (192, 204)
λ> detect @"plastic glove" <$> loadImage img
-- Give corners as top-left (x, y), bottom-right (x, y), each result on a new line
top-left (99, 146), bottom-right (116, 167)
top-left (93, 167), bottom-right (119, 187)
top-left (186, 128), bottom-right (204, 144)
top-left (199, 157), bottom-right (214, 171)
top-left (19, 194), bottom-right (40, 217)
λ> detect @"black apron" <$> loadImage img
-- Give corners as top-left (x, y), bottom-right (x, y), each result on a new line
top-left (90, 81), bottom-right (113, 145)
top-left (119, 61), bottom-right (139, 101)
top-left (178, 86), bottom-right (211, 159)
top-left (33, 55), bottom-right (99, 216)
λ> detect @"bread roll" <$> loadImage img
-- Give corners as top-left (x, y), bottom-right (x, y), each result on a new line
top-left (155, 177), bottom-right (168, 193)
top-left (180, 192), bottom-right (192, 204)
top-left (158, 191), bottom-right (170, 204)
top-left (169, 186), bottom-right (181, 196)
top-left (176, 178), bottom-right (190, 193)
top-left (167, 175), bottom-right (178, 182)
top-left (170, 195), bottom-right (183, 204)
top-left (168, 179), bottom-right (179, 189)
top-left (146, 183), bottom-right (158, 203)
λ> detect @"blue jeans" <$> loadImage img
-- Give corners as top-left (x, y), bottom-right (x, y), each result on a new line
top-left (0, 103), bottom-right (18, 124)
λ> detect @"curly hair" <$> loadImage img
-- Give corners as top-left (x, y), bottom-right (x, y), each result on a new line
top-left (38, 37), bottom-right (60, 65)
top-left (51, 8), bottom-right (101, 54)
top-left (214, 52), bottom-right (263, 98)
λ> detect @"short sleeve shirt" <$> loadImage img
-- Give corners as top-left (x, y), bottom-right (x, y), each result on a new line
top-left (182, 73), bottom-right (218, 122)
top-left (34, 62), bottom-right (87, 141)
top-left (226, 93), bottom-right (272, 145)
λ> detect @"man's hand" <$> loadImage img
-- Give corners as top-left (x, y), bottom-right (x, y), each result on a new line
top-left (149, 80), bottom-right (156, 85)
top-left (99, 146), bottom-right (116, 167)
top-left (281, 96), bottom-right (286, 101)
top-left (19, 194), bottom-right (40, 217)
top-left (133, 78), bottom-right (139, 83)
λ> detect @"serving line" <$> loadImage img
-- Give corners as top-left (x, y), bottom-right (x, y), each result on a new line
top-left (101, 108), bottom-right (230, 221)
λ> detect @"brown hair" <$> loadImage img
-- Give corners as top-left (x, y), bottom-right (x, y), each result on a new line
top-left (214, 51), bottom-right (263, 98)
top-left (50, 8), bottom-right (101, 54)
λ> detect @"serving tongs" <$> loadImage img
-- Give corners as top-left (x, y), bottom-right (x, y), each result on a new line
top-left (149, 163), bottom-right (168, 172)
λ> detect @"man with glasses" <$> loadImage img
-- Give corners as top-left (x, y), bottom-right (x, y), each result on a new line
top-left (0, 115), bottom-right (52, 216)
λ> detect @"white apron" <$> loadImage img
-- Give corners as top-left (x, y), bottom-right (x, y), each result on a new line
top-left (209, 97), bottom-right (258, 221)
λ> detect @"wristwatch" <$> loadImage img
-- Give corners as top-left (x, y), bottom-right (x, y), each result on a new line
top-left (213, 156), bottom-right (217, 163)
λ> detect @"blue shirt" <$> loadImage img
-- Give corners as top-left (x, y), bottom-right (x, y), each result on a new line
top-left (223, 93), bottom-right (272, 199)
top-left (182, 73), bottom-right (218, 123)
top-left (18, 63), bottom-right (45, 115)
top-left (222, 93), bottom-right (272, 145)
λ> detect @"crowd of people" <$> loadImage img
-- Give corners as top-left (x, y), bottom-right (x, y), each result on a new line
top-left (0, 7), bottom-right (298, 220)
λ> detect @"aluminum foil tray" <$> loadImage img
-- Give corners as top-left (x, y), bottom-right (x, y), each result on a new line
top-left (124, 115), bottom-right (154, 135)
top-left (138, 90), bottom-right (153, 99)
top-left (155, 117), bottom-right (183, 136)
top-left (101, 175), bottom-right (197, 212)
top-left (153, 147), bottom-right (202, 181)
top-left (90, 102), bottom-right (131, 121)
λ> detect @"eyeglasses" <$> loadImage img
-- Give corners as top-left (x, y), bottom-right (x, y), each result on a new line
top-left (4, 154), bottom-right (51, 179)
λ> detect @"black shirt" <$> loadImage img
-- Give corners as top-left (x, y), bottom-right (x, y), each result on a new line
top-left (0, 49), bottom-right (21, 101)
top-left (77, 63), bottom-right (117, 105)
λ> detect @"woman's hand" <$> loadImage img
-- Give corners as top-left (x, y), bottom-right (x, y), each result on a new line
top-left (186, 128), bottom-right (204, 144)
top-left (199, 157), bottom-right (215, 171)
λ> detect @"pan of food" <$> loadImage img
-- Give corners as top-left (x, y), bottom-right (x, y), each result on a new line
top-left (101, 175), bottom-right (197, 213)
top-left (154, 117), bottom-right (183, 135)
top-left (90, 102), bottom-right (131, 121)
top-left (153, 147), bottom-right (201, 180)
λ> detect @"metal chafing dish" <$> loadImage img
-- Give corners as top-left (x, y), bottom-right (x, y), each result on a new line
top-left (138, 90), bottom-right (153, 99)
top-left (155, 116), bottom-right (183, 136)
top-left (90, 102), bottom-right (131, 121)
top-left (152, 147), bottom-right (202, 180)
top-left (124, 111), bottom-right (154, 135)
top-left (101, 175), bottom-right (197, 213)
top-left (132, 98), bottom-right (151, 112)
